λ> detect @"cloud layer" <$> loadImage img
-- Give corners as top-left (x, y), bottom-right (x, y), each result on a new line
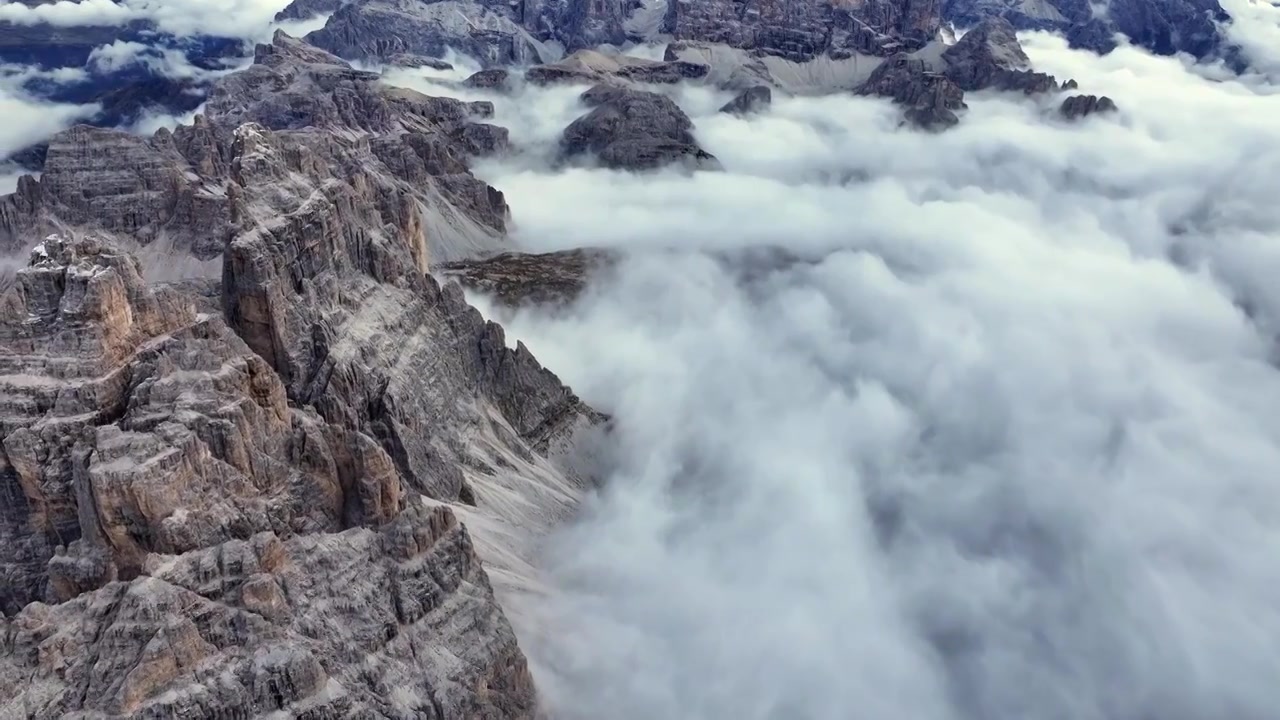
top-left (0, 72), bottom-right (97, 164)
top-left (423, 31), bottom-right (1280, 720)
top-left (0, 0), bottom-right (300, 39)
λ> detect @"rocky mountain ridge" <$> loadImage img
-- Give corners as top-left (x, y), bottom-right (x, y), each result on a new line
top-left (1, 30), bottom-right (601, 719)
top-left (286, 0), bottom-right (1238, 69)
top-left (2, 32), bottom-right (510, 262)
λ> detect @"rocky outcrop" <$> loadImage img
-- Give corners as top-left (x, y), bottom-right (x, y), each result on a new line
top-left (286, 0), bottom-right (947, 65)
top-left (386, 52), bottom-right (455, 70)
top-left (293, 0), bottom-right (638, 67)
top-left (858, 54), bottom-right (966, 129)
top-left (720, 86), bottom-right (773, 115)
top-left (942, 0), bottom-right (1232, 60)
top-left (437, 249), bottom-right (617, 308)
top-left (561, 84), bottom-right (720, 170)
top-left (1, 32), bottom-right (511, 264)
top-left (525, 49), bottom-right (710, 87)
top-left (275, 0), bottom-right (348, 21)
top-left (465, 68), bottom-right (513, 89)
top-left (940, 17), bottom-right (1059, 93)
top-left (288, 0), bottom-right (948, 66)
top-left (0, 27), bottom-right (603, 719)
top-left (1060, 94), bottom-right (1119, 119)
top-left (670, 0), bottom-right (943, 60)
top-left (303, 0), bottom-right (552, 67)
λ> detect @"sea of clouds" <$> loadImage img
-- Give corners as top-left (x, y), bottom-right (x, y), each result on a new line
top-left (380, 9), bottom-right (1280, 720)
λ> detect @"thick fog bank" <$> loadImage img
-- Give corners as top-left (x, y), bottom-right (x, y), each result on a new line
top-left (416, 29), bottom-right (1280, 720)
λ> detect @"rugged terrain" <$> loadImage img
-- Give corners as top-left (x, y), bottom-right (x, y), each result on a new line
top-left (0, 31), bottom-right (599, 719)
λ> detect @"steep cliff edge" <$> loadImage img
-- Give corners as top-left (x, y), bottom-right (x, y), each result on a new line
top-left (0, 30), bottom-right (600, 720)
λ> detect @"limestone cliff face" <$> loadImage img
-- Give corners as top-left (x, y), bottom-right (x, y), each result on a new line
top-left (0, 30), bottom-right (599, 720)
top-left (0, 32), bottom-right (510, 265)
top-left (671, 0), bottom-right (942, 59)
top-left (289, 0), bottom-right (944, 65)
top-left (942, 0), bottom-right (1232, 60)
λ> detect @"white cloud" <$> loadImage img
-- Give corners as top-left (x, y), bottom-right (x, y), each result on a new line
top-left (0, 165), bottom-right (24, 194)
top-left (0, 0), bottom-right (300, 40)
top-left (0, 87), bottom-right (97, 165)
top-left (419, 33), bottom-right (1280, 720)
top-left (87, 40), bottom-right (230, 79)
top-left (1220, 0), bottom-right (1280, 78)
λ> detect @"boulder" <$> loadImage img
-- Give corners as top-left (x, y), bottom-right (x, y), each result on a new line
top-left (1060, 94), bottom-right (1119, 119)
top-left (561, 84), bottom-right (721, 170)
top-left (858, 54), bottom-right (967, 130)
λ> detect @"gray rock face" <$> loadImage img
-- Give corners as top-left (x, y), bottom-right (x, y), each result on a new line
top-left (437, 249), bottom-right (617, 308)
top-left (942, 0), bottom-right (1232, 61)
top-left (671, 0), bottom-right (942, 60)
top-left (0, 28), bottom-right (602, 720)
top-left (465, 68), bottom-right (513, 89)
top-left (285, 0), bottom-right (947, 66)
top-left (562, 84), bottom-right (720, 170)
top-left (616, 60), bottom-right (711, 84)
top-left (303, 0), bottom-right (552, 68)
top-left (1, 32), bottom-right (511, 265)
top-left (274, 0), bottom-right (348, 21)
top-left (858, 54), bottom-right (967, 130)
top-left (523, 49), bottom-right (710, 88)
top-left (387, 52), bottom-right (456, 70)
top-left (1060, 94), bottom-right (1119, 119)
top-left (720, 86), bottom-right (774, 115)
top-left (940, 17), bottom-right (1059, 93)
top-left (295, 0), bottom-right (636, 68)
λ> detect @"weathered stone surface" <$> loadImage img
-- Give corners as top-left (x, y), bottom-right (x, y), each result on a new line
top-left (858, 53), bottom-right (967, 129)
top-left (0, 235), bottom-right (399, 614)
top-left (437, 249), bottom-right (617, 308)
top-left (293, 0), bottom-right (639, 66)
top-left (1, 504), bottom-right (535, 719)
top-left (562, 84), bottom-right (720, 170)
top-left (1, 32), bottom-right (510, 264)
top-left (465, 68), bottom-right (513, 90)
top-left (0, 26), bottom-right (603, 720)
top-left (303, 0), bottom-right (551, 68)
top-left (940, 17), bottom-right (1059, 93)
top-left (616, 60), bottom-right (711, 84)
top-left (1060, 94), bottom-right (1119, 119)
top-left (386, 52), bottom-right (455, 70)
top-left (942, 0), bottom-right (1231, 60)
top-left (274, 0), bottom-right (346, 21)
top-left (287, 0), bottom-right (950, 66)
top-left (526, 49), bottom-right (711, 87)
top-left (720, 86), bottom-right (774, 115)
top-left (527, 63), bottom-right (603, 86)
top-left (671, 0), bottom-right (942, 60)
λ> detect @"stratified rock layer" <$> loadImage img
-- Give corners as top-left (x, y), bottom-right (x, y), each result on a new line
top-left (0, 29), bottom-right (600, 720)
top-left (0, 32), bottom-right (510, 265)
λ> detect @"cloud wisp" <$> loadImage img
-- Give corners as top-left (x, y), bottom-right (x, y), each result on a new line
top-left (437, 31), bottom-right (1280, 720)
top-left (0, 0), bottom-right (302, 39)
